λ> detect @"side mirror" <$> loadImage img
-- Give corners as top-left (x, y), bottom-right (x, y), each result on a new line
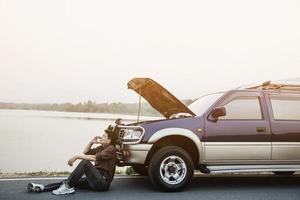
top-left (209, 107), bottom-right (226, 122)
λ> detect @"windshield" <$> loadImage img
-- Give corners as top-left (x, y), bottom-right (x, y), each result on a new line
top-left (188, 92), bottom-right (224, 116)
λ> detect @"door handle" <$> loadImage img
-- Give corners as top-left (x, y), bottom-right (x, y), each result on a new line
top-left (256, 127), bottom-right (266, 133)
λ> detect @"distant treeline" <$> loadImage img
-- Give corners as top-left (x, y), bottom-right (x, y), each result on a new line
top-left (0, 99), bottom-right (194, 116)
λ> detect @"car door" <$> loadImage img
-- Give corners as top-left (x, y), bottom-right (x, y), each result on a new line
top-left (203, 91), bottom-right (271, 163)
top-left (266, 91), bottom-right (300, 161)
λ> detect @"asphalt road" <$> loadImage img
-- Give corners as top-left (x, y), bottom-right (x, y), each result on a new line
top-left (1, 174), bottom-right (300, 200)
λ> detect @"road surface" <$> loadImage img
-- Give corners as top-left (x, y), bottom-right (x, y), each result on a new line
top-left (1, 174), bottom-right (300, 200)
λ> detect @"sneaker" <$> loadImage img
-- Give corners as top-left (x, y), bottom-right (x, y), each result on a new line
top-left (27, 183), bottom-right (45, 192)
top-left (52, 183), bottom-right (75, 195)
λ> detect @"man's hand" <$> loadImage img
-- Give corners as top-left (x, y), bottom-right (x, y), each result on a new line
top-left (83, 136), bottom-right (100, 155)
top-left (90, 136), bottom-right (101, 144)
top-left (67, 156), bottom-right (78, 166)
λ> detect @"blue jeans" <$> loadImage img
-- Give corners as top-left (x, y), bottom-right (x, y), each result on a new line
top-left (44, 160), bottom-right (110, 192)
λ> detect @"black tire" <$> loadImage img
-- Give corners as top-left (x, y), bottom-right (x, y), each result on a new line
top-left (148, 146), bottom-right (194, 192)
top-left (132, 164), bottom-right (148, 176)
top-left (273, 171), bottom-right (295, 176)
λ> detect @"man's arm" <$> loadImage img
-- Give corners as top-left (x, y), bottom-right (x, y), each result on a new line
top-left (76, 154), bottom-right (96, 161)
top-left (83, 136), bottom-right (99, 155)
top-left (68, 154), bottom-right (96, 166)
top-left (83, 141), bottom-right (94, 155)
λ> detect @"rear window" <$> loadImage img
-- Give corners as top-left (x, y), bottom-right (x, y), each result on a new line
top-left (270, 95), bottom-right (300, 120)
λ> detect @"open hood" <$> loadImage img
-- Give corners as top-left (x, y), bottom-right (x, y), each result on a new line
top-left (127, 78), bottom-right (195, 118)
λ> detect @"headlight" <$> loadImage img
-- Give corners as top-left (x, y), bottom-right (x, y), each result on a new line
top-left (119, 126), bottom-right (144, 144)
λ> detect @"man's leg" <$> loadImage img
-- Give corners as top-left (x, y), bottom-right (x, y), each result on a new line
top-left (28, 160), bottom-right (108, 193)
top-left (66, 160), bottom-right (109, 191)
top-left (84, 164), bottom-right (109, 191)
top-left (27, 181), bottom-right (64, 193)
top-left (73, 177), bottom-right (90, 190)
top-left (43, 181), bottom-right (64, 192)
top-left (74, 177), bottom-right (109, 191)
top-left (65, 160), bottom-right (88, 187)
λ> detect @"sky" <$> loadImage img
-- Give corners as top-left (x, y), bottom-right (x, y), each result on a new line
top-left (0, 0), bottom-right (300, 104)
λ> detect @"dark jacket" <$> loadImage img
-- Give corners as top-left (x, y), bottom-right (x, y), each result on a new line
top-left (86, 144), bottom-right (117, 183)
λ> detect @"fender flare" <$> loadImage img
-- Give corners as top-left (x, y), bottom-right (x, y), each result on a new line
top-left (148, 128), bottom-right (204, 163)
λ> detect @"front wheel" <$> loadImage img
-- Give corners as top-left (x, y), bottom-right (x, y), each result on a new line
top-left (148, 146), bottom-right (194, 192)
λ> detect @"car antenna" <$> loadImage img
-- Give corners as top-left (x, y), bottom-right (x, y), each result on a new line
top-left (137, 88), bottom-right (142, 123)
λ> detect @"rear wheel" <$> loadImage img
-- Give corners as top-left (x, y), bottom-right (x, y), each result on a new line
top-left (148, 146), bottom-right (194, 192)
top-left (273, 171), bottom-right (295, 176)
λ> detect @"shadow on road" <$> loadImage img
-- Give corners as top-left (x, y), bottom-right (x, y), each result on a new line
top-left (110, 175), bottom-right (300, 193)
top-left (188, 175), bottom-right (300, 191)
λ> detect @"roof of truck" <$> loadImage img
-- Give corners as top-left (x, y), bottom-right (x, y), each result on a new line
top-left (237, 80), bottom-right (300, 92)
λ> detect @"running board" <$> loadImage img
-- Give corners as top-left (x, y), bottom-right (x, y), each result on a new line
top-left (207, 165), bottom-right (300, 174)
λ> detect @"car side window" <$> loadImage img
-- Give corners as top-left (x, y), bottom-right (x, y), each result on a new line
top-left (270, 96), bottom-right (300, 120)
top-left (218, 96), bottom-right (263, 120)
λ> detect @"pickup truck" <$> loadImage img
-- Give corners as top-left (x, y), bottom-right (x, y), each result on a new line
top-left (107, 78), bottom-right (300, 191)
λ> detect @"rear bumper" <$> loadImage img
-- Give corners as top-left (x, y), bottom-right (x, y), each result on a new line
top-left (122, 144), bottom-right (152, 165)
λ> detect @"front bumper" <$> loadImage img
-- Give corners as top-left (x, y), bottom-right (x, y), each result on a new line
top-left (121, 144), bottom-right (153, 165)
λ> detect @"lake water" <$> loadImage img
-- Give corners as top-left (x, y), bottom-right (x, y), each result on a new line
top-left (0, 109), bottom-right (159, 173)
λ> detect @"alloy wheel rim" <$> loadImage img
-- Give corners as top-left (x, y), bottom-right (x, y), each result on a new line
top-left (159, 155), bottom-right (187, 185)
